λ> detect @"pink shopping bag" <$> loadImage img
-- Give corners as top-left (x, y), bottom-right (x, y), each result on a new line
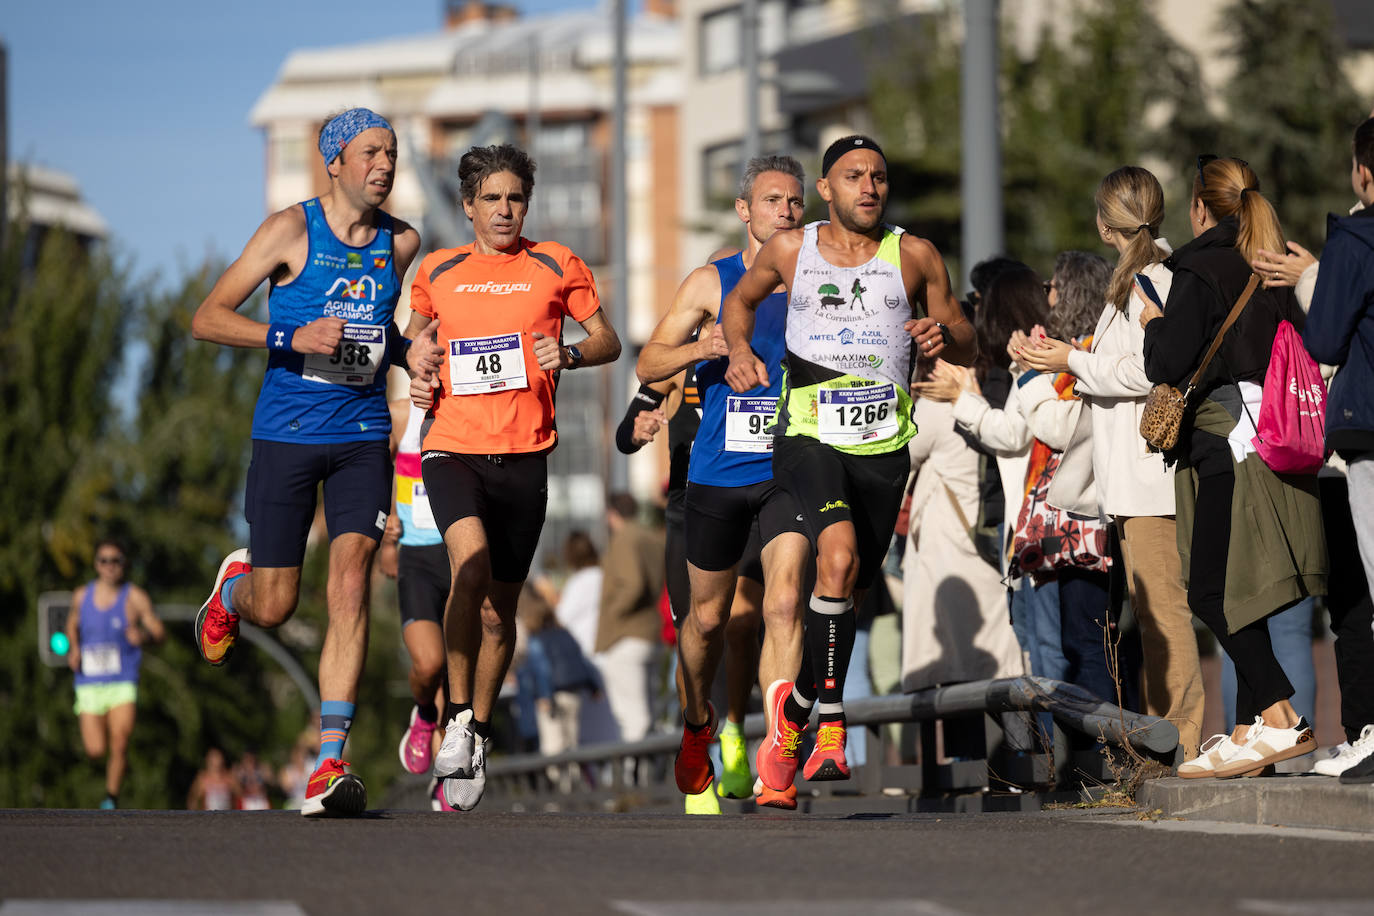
top-left (1252, 320), bottom-right (1327, 474)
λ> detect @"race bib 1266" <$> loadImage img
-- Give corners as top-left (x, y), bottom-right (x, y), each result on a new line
top-left (817, 383), bottom-right (899, 445)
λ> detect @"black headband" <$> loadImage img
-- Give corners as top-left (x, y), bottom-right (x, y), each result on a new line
top-left (822, 135), bottom-right (885, 177)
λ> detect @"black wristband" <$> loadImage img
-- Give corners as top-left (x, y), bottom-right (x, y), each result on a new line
top-left (615, 383), bottom-right (667, 455)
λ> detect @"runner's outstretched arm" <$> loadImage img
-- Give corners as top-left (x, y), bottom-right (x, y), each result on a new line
top-left (636, 266), bottom-right (723, 384)
top-left (901, 236), bottom-right (977, 367)
top-left (191, 208), bottom-right (344, 355)
top-left (532, 307), bottom-right (621, 370)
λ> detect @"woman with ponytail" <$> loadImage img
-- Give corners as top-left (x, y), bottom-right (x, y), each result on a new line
top-left (1022, 166), bottom-right (1204, 759)
top-left (1137, 156), bottom-right (1327, 778)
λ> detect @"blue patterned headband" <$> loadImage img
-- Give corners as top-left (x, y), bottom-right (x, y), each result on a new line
top-left (319, 108), bottom-right (393, 166)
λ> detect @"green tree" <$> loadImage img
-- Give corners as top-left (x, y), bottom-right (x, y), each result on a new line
top-left (1215, 0), bottom-right (1361, 254)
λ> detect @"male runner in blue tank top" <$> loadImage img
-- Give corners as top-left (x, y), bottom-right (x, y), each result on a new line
top-left (637, 154), bottom-right (812, 808)
top-left (190, 108), bottom-right (438, 817)
top-left (722, 135), bottom-right (977, 798)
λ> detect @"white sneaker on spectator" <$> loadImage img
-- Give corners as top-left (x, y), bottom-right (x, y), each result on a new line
top-left (1214, 716), bottom-right (1316, 779)
top-left (1312, 724), bottom-right (1374, 776)
top-left (434, 709), bottom-right (476, 778)
top-left (1178, 733), bottom-right (1246, 779)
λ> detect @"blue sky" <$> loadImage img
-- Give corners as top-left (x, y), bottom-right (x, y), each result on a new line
top-left (4, 0), bottom-right (604, 287)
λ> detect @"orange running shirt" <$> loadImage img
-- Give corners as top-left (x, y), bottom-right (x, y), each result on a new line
top-left (410, 238), bottom-right (601, 454)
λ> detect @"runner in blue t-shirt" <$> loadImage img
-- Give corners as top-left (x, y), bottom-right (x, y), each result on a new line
top-left (66, 538), bottom-right (164, 810)
top-left (635, 155), bottom-right (811, 809)
top-left (189, 108), bottom-right (441, 818)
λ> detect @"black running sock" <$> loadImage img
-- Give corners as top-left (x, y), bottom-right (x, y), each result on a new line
top-left (416, 701), bottom-right (439, 724)
top-left (471, 718), bottom-right (492, 740)
top-left (444, 700), bottom-right (472, 725)
top-left (807, 595), bottom-right (854, 724)
top-left (784, 638), bottom-right (817, 724)
top-left (684, 713), bottom-right (711, 732)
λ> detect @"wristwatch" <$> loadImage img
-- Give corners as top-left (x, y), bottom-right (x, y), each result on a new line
top-left (565, 344), bottom-right (584, 369)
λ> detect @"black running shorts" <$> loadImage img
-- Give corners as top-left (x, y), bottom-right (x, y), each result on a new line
top-left (245, 439), bottom-right (392, 568)
top-left (683, 479), bottom-right (805, 574)
top-left (420, 451), bottom-right (548, 583)
top-left (772, 434), bottom-right (909, 590)
top-left (397, 541), bottom-right (450, 627)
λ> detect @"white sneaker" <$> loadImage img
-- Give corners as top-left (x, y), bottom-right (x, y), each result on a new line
top-left (1312, 724), bottom-right (1374, 776)
top-left (433, 709), bottom-right (476, 778)
top-left (1213, 716), bottom-right (1317, 779)
top-left (1177, 733), bottom-right (1245, 779)
top-left (443, 737), bottom-right (489, 811)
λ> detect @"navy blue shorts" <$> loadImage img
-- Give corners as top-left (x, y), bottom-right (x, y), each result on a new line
top-left (245, 439), bottom-right (392, 568)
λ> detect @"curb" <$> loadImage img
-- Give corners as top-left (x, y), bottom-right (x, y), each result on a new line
top-left (1138, 775), bottom-right (1374, 834)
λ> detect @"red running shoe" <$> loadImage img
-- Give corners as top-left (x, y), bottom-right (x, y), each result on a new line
top-left (301, 758), bottom-right (367, 818)
top-left (803, 721), bottom-right (850, 781)
top-left (755, 679), bottom-right (806, 792)
top-left (754, 777), bottom-right (798, 811)
top-left (195, 549), bottom-right (250, 667)
top-left (674, 702), bottom-right (718, 795)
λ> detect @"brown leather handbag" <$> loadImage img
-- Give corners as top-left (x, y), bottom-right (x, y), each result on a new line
top-left (1139, 274), bottom-right (1259, 452)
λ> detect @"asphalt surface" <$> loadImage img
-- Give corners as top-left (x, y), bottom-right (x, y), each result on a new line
top-left (3, 807), bottom-right (1374, 915)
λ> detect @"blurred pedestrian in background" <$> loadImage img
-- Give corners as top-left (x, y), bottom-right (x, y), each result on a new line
top-left (66, 538), bottom-right (164, 809)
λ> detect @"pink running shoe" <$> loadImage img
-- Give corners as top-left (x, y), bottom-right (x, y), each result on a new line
top-left (399, 707), bottom-right (438, 775)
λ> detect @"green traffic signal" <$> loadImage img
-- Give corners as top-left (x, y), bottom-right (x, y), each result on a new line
top-left (49, 632), bottom-right (70, 657)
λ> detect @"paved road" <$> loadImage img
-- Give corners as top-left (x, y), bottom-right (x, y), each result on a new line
top-left (2, 807), bottom-right (1372, 915)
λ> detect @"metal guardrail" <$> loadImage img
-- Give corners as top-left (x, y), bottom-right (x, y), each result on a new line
top-left (481, 676), bottom-right (1179, 802)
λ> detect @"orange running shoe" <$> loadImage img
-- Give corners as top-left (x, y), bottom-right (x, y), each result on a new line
top-left (756, 679), bottom-right (806, 792)
top-left (754, 777), bottom-right (798, 811)
top-left (674, 702), bottom-right (718, 795)
top-left (301, 758), bottom-right (367, 817)
top-left (803, 721), bottom-right (851, 781)
top-left (195, 549), bottom-right (250, 667)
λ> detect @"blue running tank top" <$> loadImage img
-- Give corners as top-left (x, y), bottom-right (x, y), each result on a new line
top-left (74, 583), bottom-right (141, 687)
top-left (688, 252), bottom-right (788, 487)
top-left (252, 198), bottom-right (401, 443)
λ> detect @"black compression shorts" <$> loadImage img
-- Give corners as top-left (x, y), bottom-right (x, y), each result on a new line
top-left (772, 435), bottom-right (909, 590)
top-left (420, 451), bottom-right (548, 583)
top-left (683, 479), bottom-right (805, 574)
top-left (398, 542), bottom-right (450, 627)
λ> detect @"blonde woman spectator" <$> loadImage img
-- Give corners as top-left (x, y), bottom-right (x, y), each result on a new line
top-left (1021, 166), bottom-right (1204, 758)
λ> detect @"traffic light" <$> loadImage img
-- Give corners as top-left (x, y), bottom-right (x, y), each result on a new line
top-left (37, 591), bottom-right (73, 668)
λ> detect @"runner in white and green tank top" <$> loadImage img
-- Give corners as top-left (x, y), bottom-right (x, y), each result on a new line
top-left (777, 220), bottom-right (919, 455)
top-left (718, 135), bottom-right (977, 796)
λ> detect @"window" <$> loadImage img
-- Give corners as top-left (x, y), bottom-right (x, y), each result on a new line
top-left (271, 134), bottom-right (306, 176)
top-left (699, 6), bottom-right (743, 75)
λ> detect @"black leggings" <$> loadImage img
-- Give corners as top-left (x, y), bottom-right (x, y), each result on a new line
top-left (1188, 447), bottom-right (1294, 724)
top-left (1322, 475), bottom-right (1374, 742)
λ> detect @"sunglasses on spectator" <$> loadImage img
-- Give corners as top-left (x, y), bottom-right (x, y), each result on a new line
top-left (1196, 154), bottom-right (1249, 189)
top-left (1042, 281), bottom-right (1057, 295)
top-left (96, 555), bottom-right (125, 566)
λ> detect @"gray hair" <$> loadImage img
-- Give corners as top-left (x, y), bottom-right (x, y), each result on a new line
top-left (738, 154), bottom-right (805, 203)
top-left (1046, 250), bottom-right (1112, 342)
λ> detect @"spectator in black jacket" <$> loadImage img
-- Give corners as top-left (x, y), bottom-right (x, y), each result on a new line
top-left (1141, 156), bottom-right (1326, 779)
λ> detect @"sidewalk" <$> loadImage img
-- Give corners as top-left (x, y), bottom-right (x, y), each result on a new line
top-left (1138, 773), bottom-right (1374, 833)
